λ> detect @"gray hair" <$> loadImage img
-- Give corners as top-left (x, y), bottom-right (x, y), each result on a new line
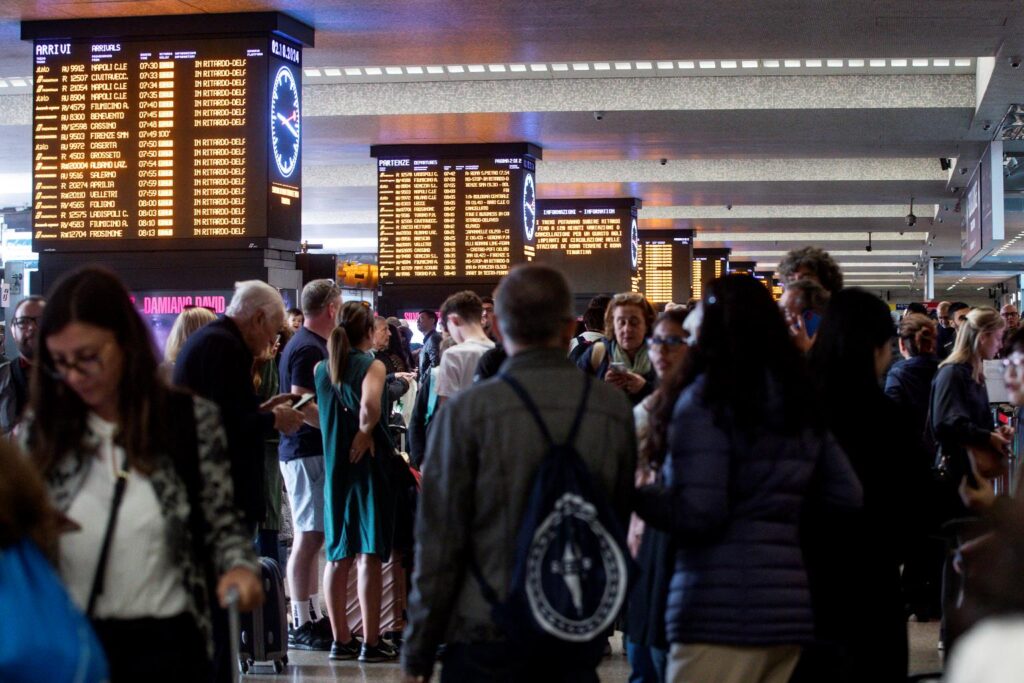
top-left (225, 280), bottom-right (284, 321)
top-left (301, 278), bottom-right (341, 317)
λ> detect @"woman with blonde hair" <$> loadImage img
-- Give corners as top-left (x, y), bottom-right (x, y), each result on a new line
top-left (576, 292), bottom-right (657, 405)
top-left (164, 306), bottom-right (217, 365)
top-left (931, 307), bottom-right (1008, 518)
top-left (316, 301), bottom-right (396, 663)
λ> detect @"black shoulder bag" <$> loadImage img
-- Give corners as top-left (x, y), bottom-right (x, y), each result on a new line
top-left (85, 454), bottom-right (130, 619)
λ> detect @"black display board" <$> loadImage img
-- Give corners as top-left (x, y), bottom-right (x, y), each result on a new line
top-left (534, 197), bottom-right (640, 299)
top-left (23, 13), bottom-right (312, 252)
top-left (692, 248), bottom-right (730, 300)
top-left (632, 229), bottom-right (694, 305)
top-left (371, 143), bottom-right (541, 286)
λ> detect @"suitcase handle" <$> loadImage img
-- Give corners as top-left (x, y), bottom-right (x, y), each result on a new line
top-left (226, 587), bottom-right (242, 683)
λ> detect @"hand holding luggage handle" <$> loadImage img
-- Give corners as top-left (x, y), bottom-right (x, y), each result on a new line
top-left (226, 586), bottom-right (242, 683)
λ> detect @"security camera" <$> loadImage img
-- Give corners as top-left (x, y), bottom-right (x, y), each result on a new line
top-left (726, 203), bottom-right (733, 210)
top-left (960, 167), bottom-right (968, 175)
top-left (593, 111), bottom-right (605, 121)
top-left (1011, 56), bottom-right (1022, 69)
top-left (906, 213), bottom-right (916, 227)
top-left (659, 158), bottom-right (668, 166)
top-left (865, 244), bottom-right (873, 253)
top-left (983, 122), bottom-right (992, 131)
top-left (952, 187), bottom-right (959, 193)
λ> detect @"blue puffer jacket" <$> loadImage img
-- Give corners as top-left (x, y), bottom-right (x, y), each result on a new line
top-left (634, 374), bottom-right (863, 646)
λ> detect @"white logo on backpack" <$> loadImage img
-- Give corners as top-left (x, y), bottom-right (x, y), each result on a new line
top-left (525, 493), bottom-right (628, 643)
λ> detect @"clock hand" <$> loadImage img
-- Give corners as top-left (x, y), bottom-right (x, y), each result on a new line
top-left (276, 112), bottom-right (299, 138)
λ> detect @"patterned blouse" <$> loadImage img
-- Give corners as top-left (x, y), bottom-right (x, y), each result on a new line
top-left (26, 396), bottom-right (258, 658)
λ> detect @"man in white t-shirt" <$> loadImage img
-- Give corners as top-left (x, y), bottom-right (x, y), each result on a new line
top-left (436, 290), bottom-right (495, 404)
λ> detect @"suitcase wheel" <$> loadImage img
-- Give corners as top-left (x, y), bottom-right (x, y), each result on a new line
top-left (273, 659), bottom-right (285, 674)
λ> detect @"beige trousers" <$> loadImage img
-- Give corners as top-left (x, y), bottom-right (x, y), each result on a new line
top-left (667, 643), bottom-right (801, 683)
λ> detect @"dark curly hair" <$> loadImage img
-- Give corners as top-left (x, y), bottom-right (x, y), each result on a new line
top-left (777, 246), bottom-right (844, 295)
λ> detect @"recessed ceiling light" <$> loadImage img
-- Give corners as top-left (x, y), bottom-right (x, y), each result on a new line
top-left (614, 62), bottom-right (632, 70)
top-left (572, 63), bottom-right (590, 71)
top-left (677, 61), bottom-right (695, 69)
top-left (530, 63), bottom-right (548, 71)
top-left (698, 60), bottom-right (716, 68)
top-left (468, 64), bottom-right (485, 73)
top-left (720, 60), bottom-right (738, 68)
top-left (933, 58), bottom-right (951, 67)
top-left (657, 61), bottom-right (675, 69)
top-left (446, 65), bottom-right (465, 73)
top-left (304, 68), bottom-right (322, 77)
top-left (488, 64), bottom-right (506, 72)
top-left (763, 59), bottom-right (780, 68)
top-left (869, 59), bottom-right (886, 67)
top-left (0, 81), bottom-right (10, 88)
top-left (427, 65), bottom-right (445, 74)
top-left (324, 68), bottom-right (342, 76)
top-left (552, 63), bottom-right (569, 71)
top-left (805, 59), bottom-right (822, 67)
top-left (594, 62), bottom-right (611, 70)
top-left (912, 58), bottom-right (929, 67)
top-left (741, 60), bottom-right (758, 68)
top-left (955, 58), bottom-right (971, 67)
top-left (406, 66), bottom-right (424, 74)
top-left (385, 66), bottom-right (403, 75)
top-left (826, 59), bottom-right (844, 67)
top-left (635, 61), bottom-right (653, 70)
top-left (510, 64), bottom-right (528, 72)
top-left (364, 67), bottom-right (383, 75)
top-left (891, 58), bottom-right (908, 67)
top-left (784, 59), bottom-right (801, 67)
top-left (848, 59), bottom-right (865, 67)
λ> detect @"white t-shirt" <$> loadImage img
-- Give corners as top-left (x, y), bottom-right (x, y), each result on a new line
top-left (60, 413), bottom-right (189, 619)
top-left (436, 338), bottom-right (495, 398)
top-left (568, 331), bottom-right (605, 354)
top-left (945, 617), bottom-right (1024, 683)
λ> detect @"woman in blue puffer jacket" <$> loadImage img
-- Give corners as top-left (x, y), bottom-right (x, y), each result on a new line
top-left (634, 275), bottom-right (862, 683)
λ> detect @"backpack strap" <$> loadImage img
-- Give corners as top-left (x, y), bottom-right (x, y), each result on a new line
top-left (500, 373), bottom-right (592, 449)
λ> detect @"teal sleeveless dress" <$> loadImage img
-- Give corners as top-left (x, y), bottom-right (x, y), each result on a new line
top-left (316, 351), bottom-right (395, 562)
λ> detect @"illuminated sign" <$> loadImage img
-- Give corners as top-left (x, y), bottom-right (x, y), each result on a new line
top-left (633, 229), bottom-right (694, 304)
top-left (692, 248), bottom-right (730, 300)
top-left (372, 143), bottom-right (541, 283)
top-left (534, 197), bottom-right (641, 297)
top-left (27, 18), bottom-right (307, 252)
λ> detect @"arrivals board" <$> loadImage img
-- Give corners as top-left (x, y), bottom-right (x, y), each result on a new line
top-left (24, 14), bottom-right (311, 252)
top-left (534, 198), bottom-right (640, 296)
top-left (372, 143), bottom-right (541, 284)
top-left (631, 230), bottom-right (694, 304)
top-left (692, 248), bottom-right (730, 300)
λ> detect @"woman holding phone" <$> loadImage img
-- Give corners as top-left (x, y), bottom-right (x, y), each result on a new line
top-left (577, 292), bottom-right (657, 405)
top-left (23, 267), bottom-right (263, 681)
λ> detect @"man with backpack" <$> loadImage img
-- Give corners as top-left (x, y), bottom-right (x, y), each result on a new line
top-left (402, 264), bottom-right (636, 682)
top-left (568, 296), bottom-right (610, 364)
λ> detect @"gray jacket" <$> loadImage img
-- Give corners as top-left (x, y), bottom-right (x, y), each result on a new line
top-left (402, 348), bottom-right (637, 677)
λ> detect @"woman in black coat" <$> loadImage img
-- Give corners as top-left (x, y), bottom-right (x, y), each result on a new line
top-left (796, 288), bottom-right (916, 683)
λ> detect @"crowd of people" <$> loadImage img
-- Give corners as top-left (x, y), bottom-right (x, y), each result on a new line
top-left (3, 246), bottom-right (1024, 683)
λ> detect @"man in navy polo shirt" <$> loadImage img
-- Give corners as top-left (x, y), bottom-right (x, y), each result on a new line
top-left (279, 278), bottom-right (341, 651)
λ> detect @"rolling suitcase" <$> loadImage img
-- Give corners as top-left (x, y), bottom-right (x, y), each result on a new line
top-left (238, 557), bottom-right (289, 674)
top-left (345, 558), bottom-right (407, 637)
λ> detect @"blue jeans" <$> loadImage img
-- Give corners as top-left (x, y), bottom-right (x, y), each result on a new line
top-left (627, 638), bottom-right (668, 683)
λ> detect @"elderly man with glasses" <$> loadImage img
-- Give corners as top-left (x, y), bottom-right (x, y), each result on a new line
top-left (0, 295), bottom-right (45, 434)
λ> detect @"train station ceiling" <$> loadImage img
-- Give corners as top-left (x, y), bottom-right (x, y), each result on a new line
top-left (2, 0), bottom-right (1024, 299)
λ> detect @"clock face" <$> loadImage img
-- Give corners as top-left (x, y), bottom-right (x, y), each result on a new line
top-left (271, 65), bottom-right (300, 179)
top-left (630, 217), bottom-right (639, 269)
top-left (523, 172), bottom-right (536, 241)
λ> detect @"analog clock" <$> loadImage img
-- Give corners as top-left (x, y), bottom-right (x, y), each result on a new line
top-left (523, 172), bottom-right (536, 241)
top-left (271, 65), bottom-right (300, 178)
top-left (630, 217), bottom-right (639, 269)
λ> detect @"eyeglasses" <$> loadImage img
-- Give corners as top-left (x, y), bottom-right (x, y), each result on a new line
top-left (647, 335), bottom-right (688, 348)
top-left (1002, 354), bottom-right (1024, 371)
top-left (48, 342), bottom-right (112, 379)
top-left (1002, 312), bottom-right (1020, 319)
top-left (13, 316), bottom-right (40, 329)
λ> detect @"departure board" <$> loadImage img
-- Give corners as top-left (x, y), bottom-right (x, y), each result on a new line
top-left (25, 14), bottom-right (310, 252)
top-left (692, 248), bottom-right (730, 300)
top-left (372, 143), bottom-right (541, 284)
top-left (632, 230), bottom-right (693, 304)
top-left (534, 198), bottom-right (640, 296)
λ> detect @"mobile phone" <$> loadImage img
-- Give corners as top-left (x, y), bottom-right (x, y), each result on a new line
top-left (293, 393), bottom-right (315, 410)
top-left (609, 362), bottom-right (628, 373)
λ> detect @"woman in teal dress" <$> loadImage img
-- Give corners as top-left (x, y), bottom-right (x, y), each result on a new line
top-left (316, 301), bottom-right (397, 662)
